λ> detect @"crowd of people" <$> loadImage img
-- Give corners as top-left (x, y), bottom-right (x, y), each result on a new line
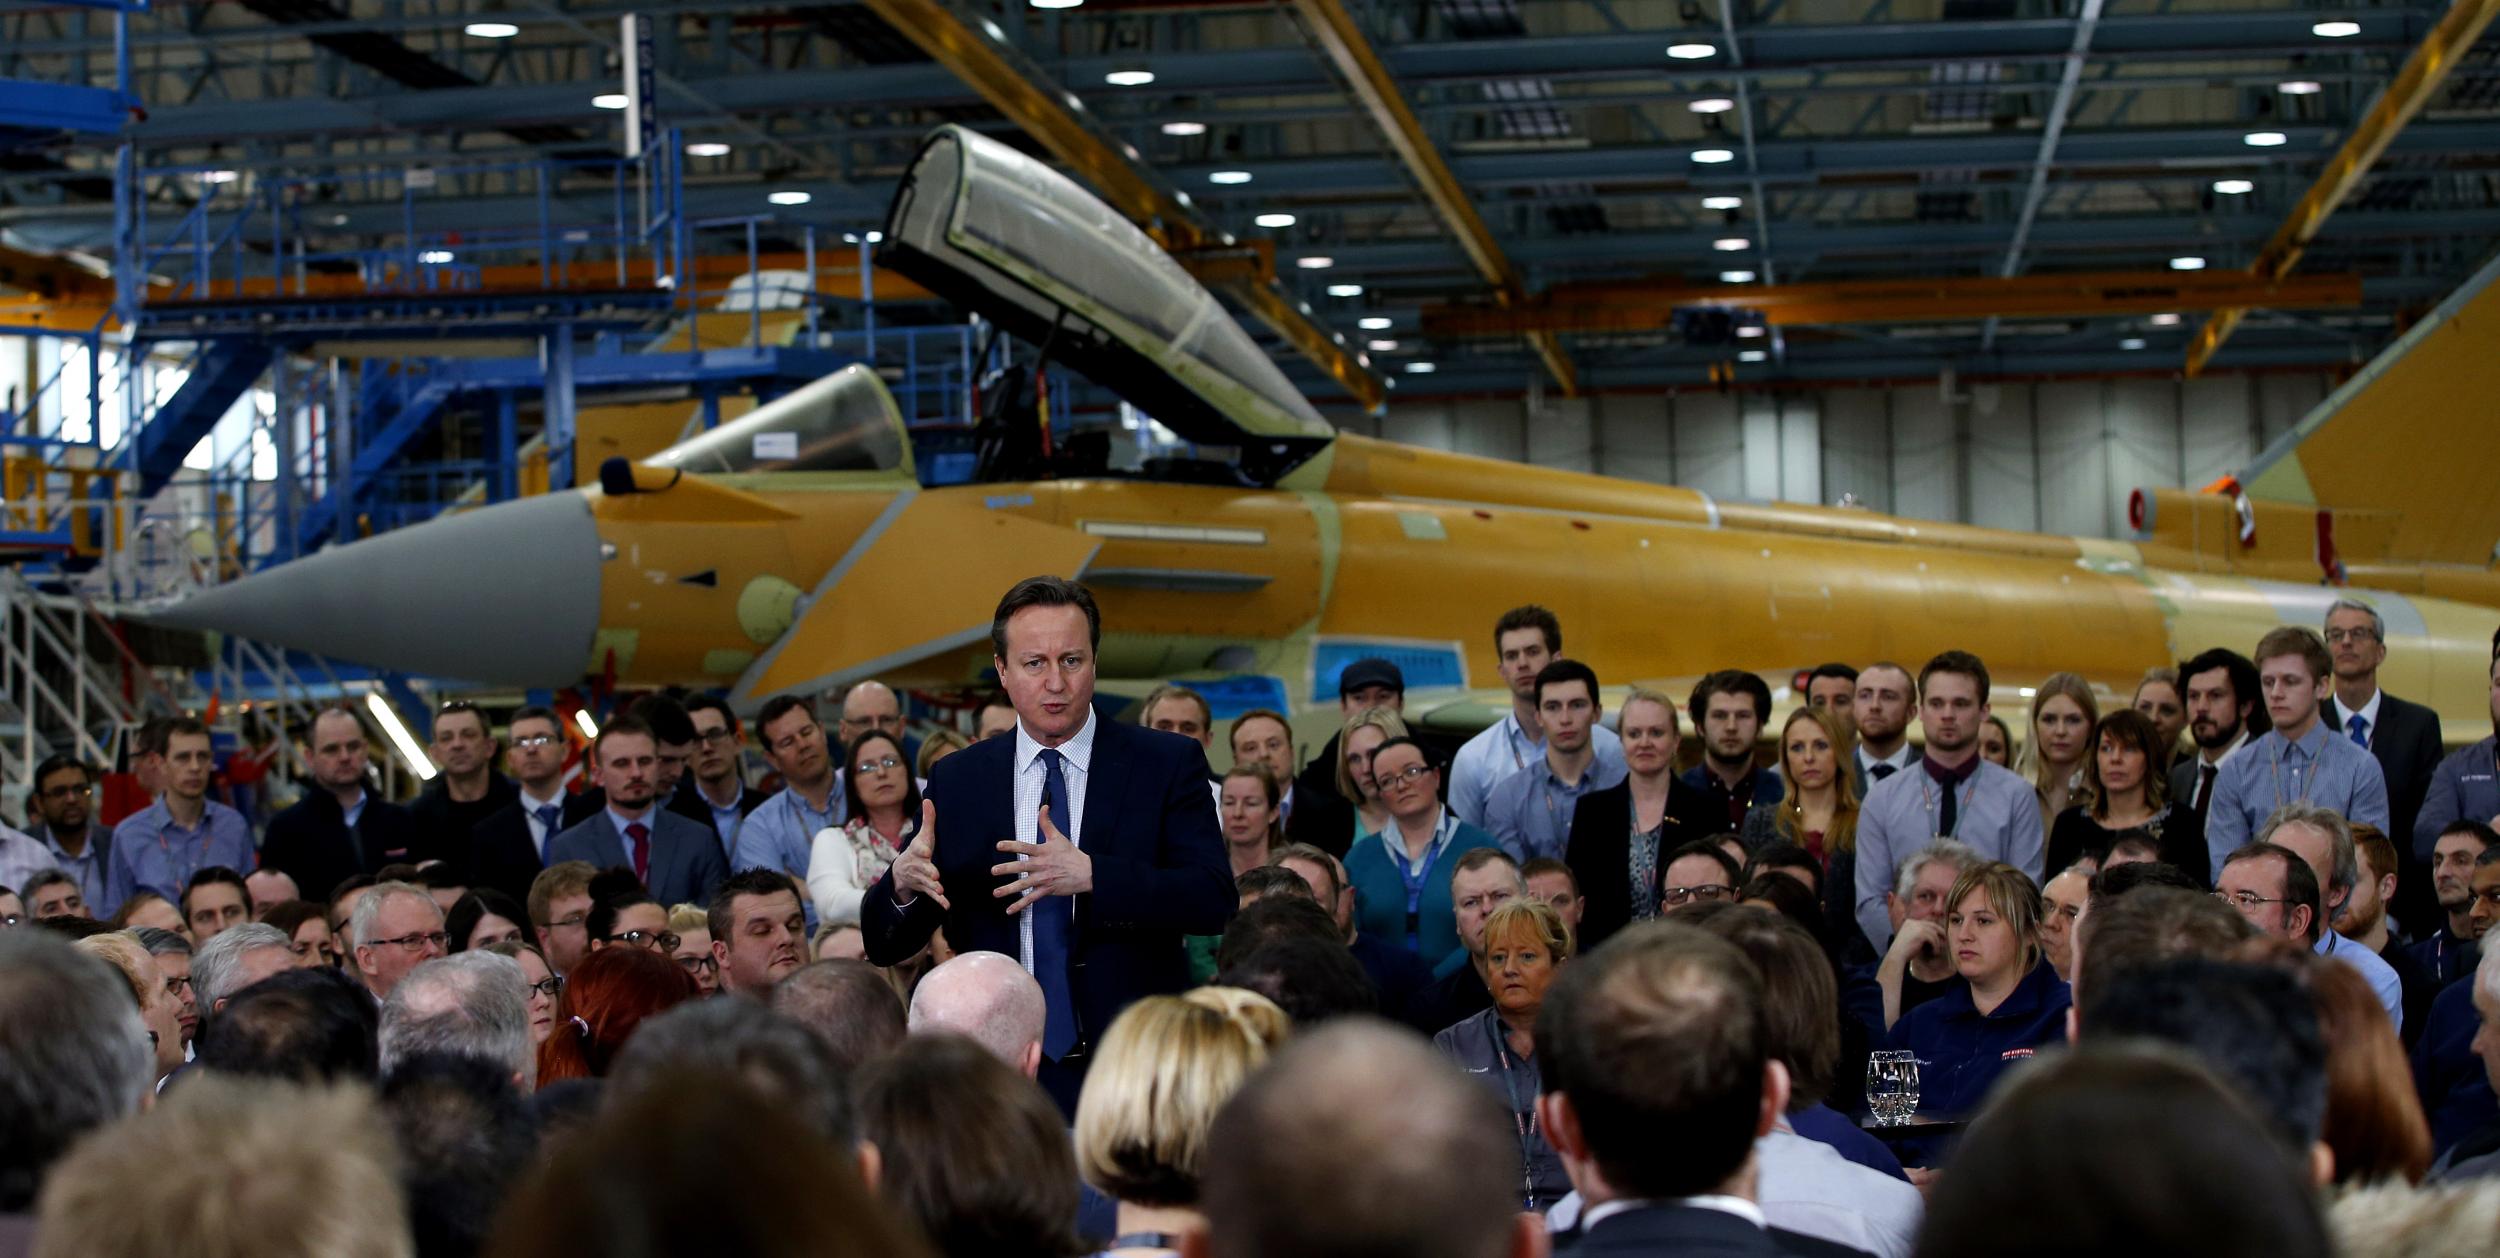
top-left (5, 576), bottom-right (2500, 1257)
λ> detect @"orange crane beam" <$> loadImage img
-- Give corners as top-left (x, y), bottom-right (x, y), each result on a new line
top-left (1420, 268), bottom-right (2365, 337)
top-left (2184, 0), bottom-right (2500, 375)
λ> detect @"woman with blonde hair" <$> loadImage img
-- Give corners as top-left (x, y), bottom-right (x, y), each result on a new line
top-left (2024, 673), bottom-right (2100, 826)
top-left (1892, 861), bottom-right (2069, 1126)
top-left (1430, 898), bottom-right (1576, 1213)
top-left (74, 930), bottom-right (187, 1084)
top-left (1073, 988), bottom-right (1289, 1257)
top-left (1332, 705), bottom-right (1410, 850)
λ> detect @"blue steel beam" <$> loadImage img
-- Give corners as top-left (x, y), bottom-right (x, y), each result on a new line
top-left (1986, 0), bottom-right (2106, 352)
top-left (107, 11), bottom-right (2445, 145)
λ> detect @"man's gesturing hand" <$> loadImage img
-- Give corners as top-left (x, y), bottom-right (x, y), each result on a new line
top-left (993, 804), bottom-right (1093, 914)
top-left (891, 800), bottom-right (949, 909)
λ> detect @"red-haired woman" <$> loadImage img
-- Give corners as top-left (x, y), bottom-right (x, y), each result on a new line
top-left (536, 943), bottom-right (697, 1088)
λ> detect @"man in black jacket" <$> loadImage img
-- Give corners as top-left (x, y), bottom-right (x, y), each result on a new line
top-left (261, 707), bottom-right (426, 899)
top-left (2323, 598), bottom-right (2449, 937)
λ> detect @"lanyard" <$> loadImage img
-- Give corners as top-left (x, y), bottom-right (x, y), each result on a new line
top-left (1916, 772), bottom-right (1981, 836)
top-left (1507, 715), bottom-right (1535, 774)
top-left (1488, 1018), bottom-right (1542, 1211)
top-left (1388, 813), bottom-right (1458, 948)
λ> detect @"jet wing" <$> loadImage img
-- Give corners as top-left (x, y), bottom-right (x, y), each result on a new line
top-left (726, 490), bottom-right (1102, 705)
top-left (878, 125), bottom-right (1335, 470)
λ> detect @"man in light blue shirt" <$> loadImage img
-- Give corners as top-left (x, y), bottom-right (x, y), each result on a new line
top-left (1855, 651), bottom-right (2042, 950)
top-left (2206, 627), bottom-right (2390, 878)
top-left (1483, 659), bottom-right (1626, 863)
top-left (106, 718), bottom-right (255, 907)
top-left (732, 695), bottom-right (842, 881)
top-left (2260, 803), bottom-right (2406, 1032)
top-left (1449, 605), bottom-right (1622, 829)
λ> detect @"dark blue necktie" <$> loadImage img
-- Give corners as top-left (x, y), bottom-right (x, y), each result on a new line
top-left (1034, 749), bottom-right (1078, 1059)
top-left (534, 804), bottom-right (562, 836)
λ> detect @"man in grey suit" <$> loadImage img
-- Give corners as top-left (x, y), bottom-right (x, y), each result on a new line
top-left (545, 716), bottom-right (729, 908)
top-left (1849, 662), bottom-right (1922, 797)
top-left (2323, 598), bottom-right (2448, 935)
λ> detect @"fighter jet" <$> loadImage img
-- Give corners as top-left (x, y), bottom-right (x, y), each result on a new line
top-left (151, 125), bottom-right (2500, 735)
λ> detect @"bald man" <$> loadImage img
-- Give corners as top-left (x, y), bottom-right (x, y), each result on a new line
top-left (907, 950), bottom-right (1046, 1080)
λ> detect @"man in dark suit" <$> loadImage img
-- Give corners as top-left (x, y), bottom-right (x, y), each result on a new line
top-left (467, 705), bottom-right (575, 907)
top-left (864, 576), bottom-right (1234, 1112)
top-left (2323, 599), bottom-right (2448, 935)
top-left (1539, 922), bottom-right (1800, 1258)
top-left (2171, 647), bottom-right (2263, 827)
top-left (558, 695), bottom-right (721, 840)
top-left (261, 706), bottom-right (426, 899)
top-left (408, 701), bottom-right (517, 856)
top-left (544, 717), bottom-right (729, 908)
top-left (1847, 663), bottom-right (1922, 798)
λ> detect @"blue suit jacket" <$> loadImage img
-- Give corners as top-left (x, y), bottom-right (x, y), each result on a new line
top-left (861, 718), bottom-right (1234, 1054)
top-left (543, 808), bottom-right (729, 908)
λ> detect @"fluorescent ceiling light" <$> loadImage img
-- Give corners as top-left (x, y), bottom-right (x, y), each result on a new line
top-left (1162, 121), bottom-right (1207, 136)
top-left (685, 142), bottom-right (731, 157)
top-left (865, 230), bottom-right (884, 243)
top-left (1209, 169), bottom-right (1253, 185)
top-left (464, 21), bottom-right (518, 37)
top-left (2311, 20), bottom-right (2360, 37)
top-left (2243, 131), bottom-right (2288, 147)
top-left (1255, 212), bottom-right (1297, 227)
top-left (1689, 97), bottom-right (1736, 114)
top-left (1738, 349), bottom-right (1768, 362)
top-left (418, 249), bottom-right (454, 264)
top-left (592, 93), bottom-right (629, 109)
top-left (2121, 337), bottom-right (2147, 349)
top-left (573, 709), bottom-right (600, 739)
top-left (1295, 256), bottom-right (1334, 269)
top-left (1405, 362), bottom-right (1436, 374)
top-left (1713, 237), bottom-right (1750, 251)
top-left (1031, 0), bottom-right (1083, 8)
top-left (1105, 69), bottom-right (1156, 86)
top-left (367, 692), bottom-right (438, 782)
top-left (1736, 325), bottom-right (1765, 338)
top-left (2212, 178), bottom-right (2255, 194)
top-left (1692, 148), bottom-right (1737, 163)
top-left (199, 169), bottom-right (239, 184)
top-left (1701, 195), bottom-right (1743, 210)
top-left (2169, 256), bottom-right (2206, 271)
top-left (768, 190), bottom-right (811, 205)
top-left (1358, 316), bottom-right (1392, 330)
top-left (2149, 312), bottom-right (2181, 327)
top-left (1667, 42), bottom-right (1717, 59)
top-left (2278, 80), bottom-right (2323, 95)
top-left (1719, 269), bottom-right (1757, 283)
top-left (1368, 339), bottom-right (1398, 351)
top-left (1327, 283), bottom-right (1363, 296)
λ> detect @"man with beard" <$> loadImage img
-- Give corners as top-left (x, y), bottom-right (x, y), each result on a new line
top-left (544, 718), bottom-right (728, 907)
top-left (2411, 820), bottom-right (2496, 990)
top-left (1849, 663), bottom-right (1921, 797)
top-left (20, 756), bottom-right (114, 916)
top-left (1853, 651), bottom-right (2042, 950)
top-left (708, 869), bottom-right (808, 993)
top-left (1683, 670), bottom-right (1784, 831)
top-left (2169, 648), bottom-right (2266, 837)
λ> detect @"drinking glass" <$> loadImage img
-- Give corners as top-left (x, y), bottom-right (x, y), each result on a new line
top-left (1866, 1050), bottom-right (1921, 1126)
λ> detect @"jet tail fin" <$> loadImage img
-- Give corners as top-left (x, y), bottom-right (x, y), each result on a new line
top-left (2239, 249), bottom-right (2500, 570)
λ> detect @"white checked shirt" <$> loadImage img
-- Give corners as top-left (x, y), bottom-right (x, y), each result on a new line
top-left (1011, 710), bottom-right (1095, 979)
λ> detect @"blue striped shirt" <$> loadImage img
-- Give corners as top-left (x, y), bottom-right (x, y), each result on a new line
top-left (105, 798), bottom-right (255, 907)
top-left (2204, 720), bottom-right (2389, 878)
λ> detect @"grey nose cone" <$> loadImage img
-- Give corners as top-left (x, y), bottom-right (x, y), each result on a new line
top-left (145, 491), bottom-right (604, 686)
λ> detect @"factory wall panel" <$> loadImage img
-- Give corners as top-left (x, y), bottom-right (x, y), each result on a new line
top-left (1371, 372), bottom-right (2335, 539)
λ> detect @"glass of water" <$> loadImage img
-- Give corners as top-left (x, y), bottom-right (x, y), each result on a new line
top-left (1866, 1051), bottom-right (1922, 1126)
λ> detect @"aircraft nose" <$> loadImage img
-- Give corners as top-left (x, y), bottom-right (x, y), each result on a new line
top-left (144, 491), bottom-right (603, 686)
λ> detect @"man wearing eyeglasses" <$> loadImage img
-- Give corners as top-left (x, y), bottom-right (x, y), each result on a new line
top-left (1658, 841), bottom-right (1742, 916)
top-left (262, 707), bottom-right (427, 905)
top-left (2213, 840), bottom-right (2323, 950)
top-left (2320, 599), bottom-right (2447, 938)
top-left (469, 706), bottom-right (576, 906)
top-left (2261, 804), bottom-right (2405, 1032)
top-left (15, 755), bottom-right (115, 918)
top-left (685, 696), bottom-right (767, 854)
top-left (545, 717), bottom-right (729, 908)
top-left (349, 880), bottom-right (450, 1000)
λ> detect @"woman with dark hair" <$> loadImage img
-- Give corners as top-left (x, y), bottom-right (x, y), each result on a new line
top-left (2046, 708), bottom-right (2202, 879)
top-left (857, 1033), bottom-right (1087, 1258)
top-left (1917, 1045), bottom-right (2332, 1258)
top-left (807, 730), bottom-right (922, 927)
top-left (485, 938), bottom-right (562, 1045)
top-left (1341, 736), bottom-right (1502, 975)
top-left (583, 870), bottom-right (671, 954)
top-left (256, 899), bottom-right (340, 967)
top-left (445, 889), bottom-right (531, 953)
top-left (534, 944), bottom-right (696, 1087)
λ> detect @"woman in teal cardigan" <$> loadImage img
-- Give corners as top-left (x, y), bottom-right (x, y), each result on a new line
top-left (1344, 737), bottom-right (1504, 978)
